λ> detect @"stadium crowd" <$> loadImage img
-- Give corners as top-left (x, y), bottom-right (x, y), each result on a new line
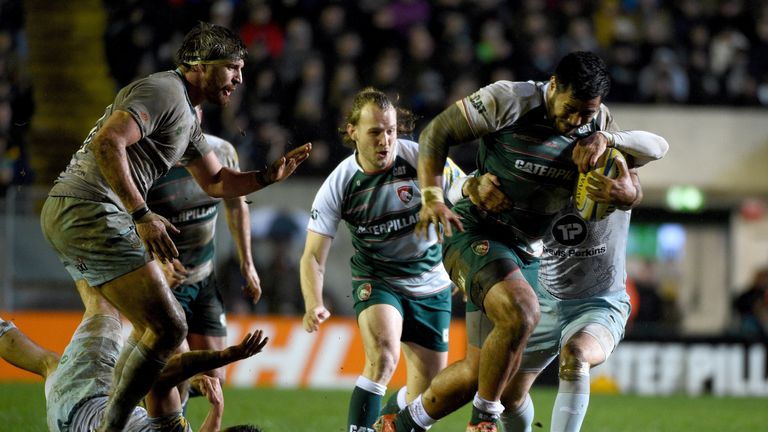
top-left (1, 0), bottom-right (768, 183)
top-left (95, 0), bottom-right (768, 176)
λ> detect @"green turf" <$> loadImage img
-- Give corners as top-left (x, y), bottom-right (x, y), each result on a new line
top-left (0, 382), bottom-right (765, 431)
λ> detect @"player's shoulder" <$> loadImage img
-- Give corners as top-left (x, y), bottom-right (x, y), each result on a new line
top-left (133, 70), bottom-right (185, 93)
top-left (395, 138), bottom-right (419, 164)
top-left (322, 152), bottom-right (359, 189)
top-left (118, 70), bottom-right (190, 113)
top-left (594, 103), bottom-right (614, 130)
top-left (203, 133), bottom-right (235, 153)
top-left (478, 80), bottom-right (542, 101)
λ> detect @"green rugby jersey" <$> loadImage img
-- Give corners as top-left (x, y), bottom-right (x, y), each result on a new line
top-left (454, 80), bottom-right (618, 257)
top-left (146, 134), bottom-right (239, 281)
top-left (308, 139), bottom-right (463, 297)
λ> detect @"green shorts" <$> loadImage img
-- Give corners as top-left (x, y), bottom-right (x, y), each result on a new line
top-left (442, 228), bottom-right (540, 313)
top-left (352, 279), bottom-right (451, 352)
top-left (40, 196), bottom-right (151, 287)
top-left (172, 271), bottom-right (227, 337)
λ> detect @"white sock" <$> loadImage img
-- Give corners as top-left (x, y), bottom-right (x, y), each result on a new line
top-left (551, 372), bottom-right (590, 432)
top-left (473, 393), bottom-right (505, 416)
top-left (355, 375), bottom-right (387, 395)
top-left (501, 393), bottom-right (534, 432)
top-left (396, 386), bottom-right (408, 410)
top-left (408, 394), bottom-right (437, 428)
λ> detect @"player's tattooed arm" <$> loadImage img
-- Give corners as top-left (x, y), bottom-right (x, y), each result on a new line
top-left (416, 104), bottom-right (477, 240)
top-left (418, 104), bottom-right (476, 184)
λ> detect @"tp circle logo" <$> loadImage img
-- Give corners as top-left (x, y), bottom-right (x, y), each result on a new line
top-left (552, 214), bottom-right (588, 246)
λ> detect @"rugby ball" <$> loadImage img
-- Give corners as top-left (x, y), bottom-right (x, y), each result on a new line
top-left (573, 148), bottom-right (625, 221)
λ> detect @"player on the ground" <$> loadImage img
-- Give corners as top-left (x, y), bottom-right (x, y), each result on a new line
top-left (0, 284), bottom-right (268, 432)
top-left (377, 51), bottom-right (668, 432)
top-left (147, 107), bottom-right (261, 401)
top-left (299, 87), bottom-right (463, 432)
top-left (39, 22), bottom-right (310, 432)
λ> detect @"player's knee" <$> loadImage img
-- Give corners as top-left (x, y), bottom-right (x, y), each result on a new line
top-left (375, 355), bottom-right (399, 380)
top-left (560, 343), bottom-right (588, 364)
top-left (559, 351), bottom-right (589, 382)
top-left (489, 288), bottom-right (540, 337)
top-left (153, 314), bottom-right (187, 348)
top-left (502, 391), bottom-right (529, 413)
top-left (370, 348), bottom-right (399, 381)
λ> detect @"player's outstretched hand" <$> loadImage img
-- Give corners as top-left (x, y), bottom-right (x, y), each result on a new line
top-left (303, 305), bottom-right (330, 333)
top-left (587, 155), bottom-right (637, 206)
top-left (415, 200), bottom-right (463, 243)
top-left (136, 211), bottom-right (180, 263)
top-left (264, 142), bottom-right (312, 184)
top-left (227, 330), bottom-right (269, 360)
top-left (572, 132), bottom-right (609, 173)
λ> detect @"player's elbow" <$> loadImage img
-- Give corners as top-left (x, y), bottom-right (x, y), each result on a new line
top-left (648, 135), bottom-right (670, 160)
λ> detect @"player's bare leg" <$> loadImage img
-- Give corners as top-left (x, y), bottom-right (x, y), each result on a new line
top-left (378, 340), bottom-right (449, 428)
top-left (0, 318), bottom-right (60, 379)
top-left (401, 341), bottom-right (447, 402)
top-left (384, 344), bottom-right (479, 431)
top-left (473, 275), bottom-right (539, 427)
top-left (94, 261), bottom-right (187, 432)
top-left (352, 304), bottom-right (403, 431)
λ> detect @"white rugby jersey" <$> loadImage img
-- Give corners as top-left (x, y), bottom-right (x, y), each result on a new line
top-left (308, 139), bottom-right (463, 297)
top-left (538, 207), bottom-right (630, 299)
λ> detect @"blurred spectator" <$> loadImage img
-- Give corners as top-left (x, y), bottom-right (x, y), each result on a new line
top-left (0, 4), bottom-right (33, 194)
top-left (46, 0), bottom-right (768, 175)
top-left (732, 267), bottom-right (768, 338)
top-left (638, 47), bottom-right (690, 103)
top-left (239, 2), bottom-right (284, 58)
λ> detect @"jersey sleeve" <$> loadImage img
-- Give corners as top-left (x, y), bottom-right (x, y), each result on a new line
top-left (180, 121), bottom-right (211, 164)
top-left (596, 104), bottom-right (620, 132)
top-left (457, 80), bottom-right (542, 136)
top-left (597, 104), bottom-right (669, 167)
top-left (115, 78), bottom-right (177, 139)
top-left (307, 175), bottom-right (343, 238)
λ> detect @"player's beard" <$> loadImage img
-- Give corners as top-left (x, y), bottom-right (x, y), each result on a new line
top-left (203, 78), bottom-right (233, 106)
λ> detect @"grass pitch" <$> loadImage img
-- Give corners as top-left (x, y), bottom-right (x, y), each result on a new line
top-left (0, 382), bottom-right (764, 431)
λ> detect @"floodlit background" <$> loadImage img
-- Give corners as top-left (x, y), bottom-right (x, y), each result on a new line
top-left (1, 3), bottom-right (768, 429)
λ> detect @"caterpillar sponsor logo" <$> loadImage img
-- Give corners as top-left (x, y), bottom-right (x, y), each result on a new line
top-left (468, 92), bottom-right (487, 113)
top-left (170, 205), bottom-right (217, 223)
top-left (514, 160), bottom-right (574, 180)
top-left (75, 257), bottom-right (88, 272)
top-left (543, 244), bottom-right (607, 258)
top-left (356, 214), bottom-right (418, 235)
top-left (574, 123), bottom-right (595, 137)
